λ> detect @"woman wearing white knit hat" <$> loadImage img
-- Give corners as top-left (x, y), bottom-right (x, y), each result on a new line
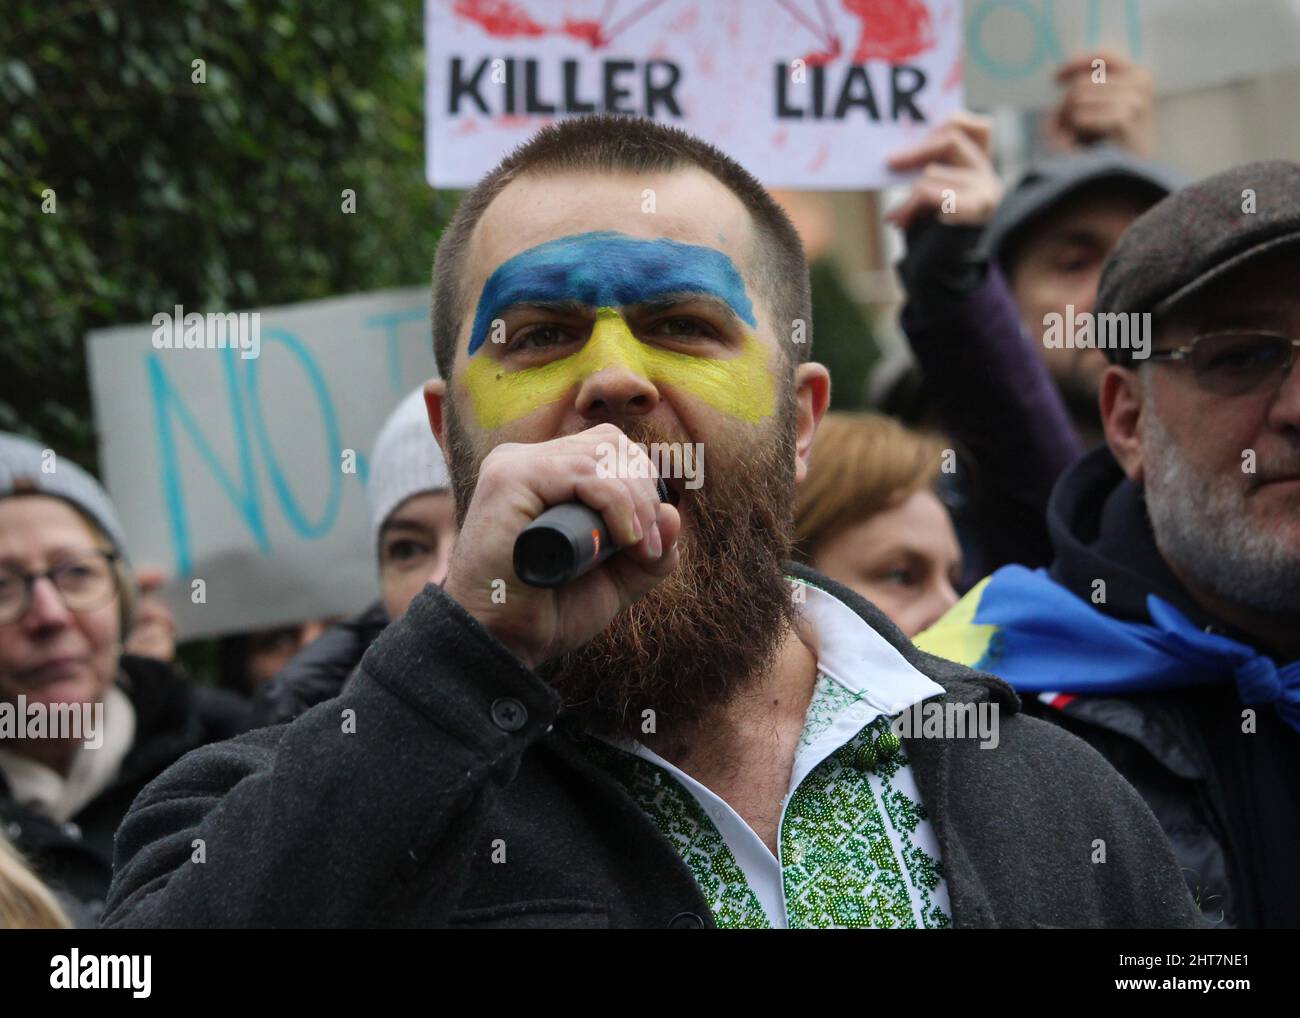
top-left (367, 385), bottom-right (456, 621)
top-left (246, 386), bottom-right (454, 728)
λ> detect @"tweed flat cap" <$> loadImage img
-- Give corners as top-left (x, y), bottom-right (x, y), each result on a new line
top-left (1096, 160), bottom-right (1300, 362)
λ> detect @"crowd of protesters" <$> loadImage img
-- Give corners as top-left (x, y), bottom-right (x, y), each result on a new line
top-left (2, 49), bottom-right (1296, 929)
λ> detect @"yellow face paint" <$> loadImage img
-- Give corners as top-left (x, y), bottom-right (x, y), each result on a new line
top-left (464, 307), bottom-right (776, 431)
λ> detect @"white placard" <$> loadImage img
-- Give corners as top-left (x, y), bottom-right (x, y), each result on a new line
top-left (964, 0), bottom-right (1300, 109)
top-left (86, 288), bottom-right (436, 640)
top-left (426, 0), bottom-right (965, 190)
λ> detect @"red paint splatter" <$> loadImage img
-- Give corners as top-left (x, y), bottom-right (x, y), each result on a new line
top-left (772, 127), bottom-right (789, 149)
top-left (808, 142), bottom-right (829, 172)
top-left (801, 34), bottom-right (843, 67)
top-left (561, 18), bottom-right (607, 47)
top-left (843, 0), bottom-right (936, 63)
top-left (699, 50), bottom-right (714, 76)
top-left (451, 0), bottom-right (673, 51)
top-left (943, 55), bottom-right (962, 91)
top-left (453, 0), bottom-right (546, 38)
top-left (492, 114), bottom-right (534, 128)
top-left (648, 40), bottom-right (668, 59)
top-left (456, 118), bottom-right (480, 135)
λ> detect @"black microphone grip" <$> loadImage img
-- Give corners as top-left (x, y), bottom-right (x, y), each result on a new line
top-left (514, 477), bottom-right (670, 587)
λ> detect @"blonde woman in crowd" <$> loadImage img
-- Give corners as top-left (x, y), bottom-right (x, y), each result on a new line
top-left (0, 827), bottom-right (68, 928)
top-left (794, 412), bottom-right (961, 637)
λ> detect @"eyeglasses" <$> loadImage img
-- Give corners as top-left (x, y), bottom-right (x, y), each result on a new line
top-left (1147, 330), bottom-right (1300, 396)
top-left (0, 549), bottom-right (120, 625)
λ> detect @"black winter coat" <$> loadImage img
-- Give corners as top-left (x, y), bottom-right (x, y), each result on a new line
top-left (0, 654), bottom-right (246, 923)
top-left (244, 600), bottom-right (389, 729)
top-left (1034, 446), bottom-right (1300, 929)
top-left (102, 563), bottom-right (1199, 929)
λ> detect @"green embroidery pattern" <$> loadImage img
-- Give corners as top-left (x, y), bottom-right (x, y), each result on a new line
top-left (782, 715), bottom-right (950, 929)
top-left (581, 737), bottom-right (771, 929)
top-left (579, 682), bottom-right (951, 929)
top-left (798, 672), bottom-right (868, 750)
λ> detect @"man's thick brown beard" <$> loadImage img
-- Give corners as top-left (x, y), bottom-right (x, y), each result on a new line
top-left (444, 397), bottom-right (800, 741)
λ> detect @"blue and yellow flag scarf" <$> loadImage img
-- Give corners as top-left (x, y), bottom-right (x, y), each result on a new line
top-left (915, 565), bottom-right (1300, 734)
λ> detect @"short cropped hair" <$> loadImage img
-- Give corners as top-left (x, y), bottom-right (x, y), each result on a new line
top-left (430, 114), bottom-right (812, 381)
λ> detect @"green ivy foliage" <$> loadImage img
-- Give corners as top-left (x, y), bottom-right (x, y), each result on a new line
top-left (0, 0), bottom-right (446, 469)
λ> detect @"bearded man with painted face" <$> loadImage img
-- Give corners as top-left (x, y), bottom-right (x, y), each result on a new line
top-left (919, 161), bottom-right (1300, 929)
top-left (104, 116), bottom-right (1196, 929)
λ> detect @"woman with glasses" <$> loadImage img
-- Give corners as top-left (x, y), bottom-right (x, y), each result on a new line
top-left (0, 432), bottom-right (242, 923)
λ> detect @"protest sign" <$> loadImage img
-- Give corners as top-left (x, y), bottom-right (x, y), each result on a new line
top-left (426, 0), bottom-right (965, 190)
top-left (964, 0), bottom-right (1300, 109)
top-left (86, 288), bottom-right (436, 640)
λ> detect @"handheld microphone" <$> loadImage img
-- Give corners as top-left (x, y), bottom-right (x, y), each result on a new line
top-left (514, 477), bottom-right (671, 588)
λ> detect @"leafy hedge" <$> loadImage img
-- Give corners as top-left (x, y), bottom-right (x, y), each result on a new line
top-left (0, 0), bottom-right (444, 468)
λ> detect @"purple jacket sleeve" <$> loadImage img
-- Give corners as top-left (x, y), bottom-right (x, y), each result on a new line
top-left (897, 223), bottom-right (1084, 576)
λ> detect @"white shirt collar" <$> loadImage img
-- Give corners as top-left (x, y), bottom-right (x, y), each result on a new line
top-left (794, 577), bottom-right (944, 715)
top-left (597, 577), bottom-right (944, 925)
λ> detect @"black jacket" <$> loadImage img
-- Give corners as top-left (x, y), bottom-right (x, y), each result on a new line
top-left (245, 600), bottom-right (389, 729)
top-left (0, 655), bottom-right (245, 922)
top-left (1033, 446), bottom-right (1300, 928)
top-left (102, 562), bottom-right (1198, 929)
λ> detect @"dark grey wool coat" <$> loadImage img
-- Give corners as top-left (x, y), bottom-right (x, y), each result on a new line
top-left (102, 563), bottom-right (1201, 929)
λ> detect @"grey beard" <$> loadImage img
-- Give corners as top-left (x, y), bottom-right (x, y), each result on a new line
top-left (1142, 411), bottom-right (1300, 617)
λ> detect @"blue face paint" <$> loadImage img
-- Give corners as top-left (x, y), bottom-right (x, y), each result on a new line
top-left (468, 230), bottom-right (757, 356)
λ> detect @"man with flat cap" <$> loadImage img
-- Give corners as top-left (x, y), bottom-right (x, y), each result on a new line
top-left (920, 161), bottom-right (1300, 929)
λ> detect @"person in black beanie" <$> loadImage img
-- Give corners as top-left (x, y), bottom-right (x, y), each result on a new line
top-left (920, 160), bottom-right (1300, 928)
top-left (884, 117), bottom-right (1185, 587)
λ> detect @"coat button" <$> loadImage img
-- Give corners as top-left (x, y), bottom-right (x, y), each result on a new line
top-left (62, 822), bottom-right (82, 840)
top-left (5, 822), bottom-right (21, 840)
top-left (668, 912), bottom-right (705, 929)
top-left (491, 697), bottom-right (527, 732)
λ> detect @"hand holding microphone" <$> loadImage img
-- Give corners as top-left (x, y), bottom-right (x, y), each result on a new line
top-left (514, 476), bottom-right (671, 587)
top-left (440, 424), bottom-right (681, 670)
